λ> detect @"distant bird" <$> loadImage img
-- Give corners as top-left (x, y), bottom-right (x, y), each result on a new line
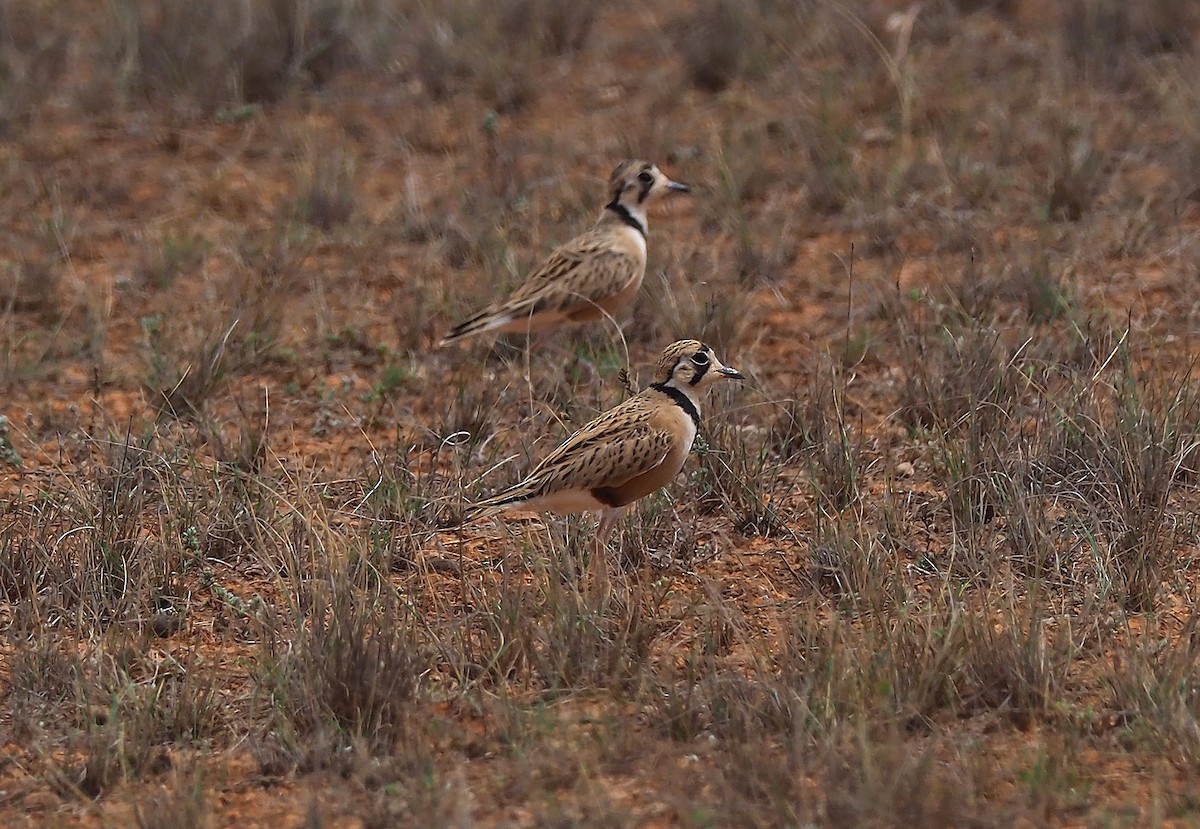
top-left (467, 340), bottom-right (743, 546)
top-left (439, 160), bottom-right (690, 346)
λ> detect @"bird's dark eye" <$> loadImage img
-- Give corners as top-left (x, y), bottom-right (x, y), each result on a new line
top-left (637, 170), bottom-right (654, 184)
top-left (692, 352), bottom-right (711, 366)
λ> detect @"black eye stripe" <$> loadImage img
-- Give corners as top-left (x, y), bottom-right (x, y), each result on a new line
top-left (687, 354), bottom-right (711, 385)
top-left (636, 173), bottom-right (654, 203)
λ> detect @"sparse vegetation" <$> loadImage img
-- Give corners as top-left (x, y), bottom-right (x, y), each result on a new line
top-left (3, 0), bottom-right (1200, 825)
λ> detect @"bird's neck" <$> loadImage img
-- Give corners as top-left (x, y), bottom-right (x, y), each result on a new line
top-left (650, 380), bottom-right (701, 429)
top-left (602, 198), bottom-right (648, 239)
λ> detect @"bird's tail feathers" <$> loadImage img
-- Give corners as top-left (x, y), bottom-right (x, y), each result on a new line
top-left (439, 309), bottom-right (514, 347)
top-left (459, 488), bottom-right (533, 527)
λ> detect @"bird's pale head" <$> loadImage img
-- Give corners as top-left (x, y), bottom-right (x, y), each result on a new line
top-left (608, 160), bottom-right (690, 207)
top-left (655, 340), bottom-right (744, 390)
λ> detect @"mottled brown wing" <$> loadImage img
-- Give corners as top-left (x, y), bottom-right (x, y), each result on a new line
top-left (526, 417), bottom-right (674, 496)
top-left (506, 237), bottom-right (640, 313)
top-left (469, 395), bottom-right (657, 514)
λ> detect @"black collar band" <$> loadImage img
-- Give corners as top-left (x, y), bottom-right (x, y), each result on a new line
top-left (604, 200), bottom-right (647, 239)
top-left (650, 382), bottom-right (700, 429)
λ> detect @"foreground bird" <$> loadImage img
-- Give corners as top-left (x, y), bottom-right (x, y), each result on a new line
top-left (439, 160), bottom-right (690, 346)
top-left (467, 340), bottom-right (744, 545)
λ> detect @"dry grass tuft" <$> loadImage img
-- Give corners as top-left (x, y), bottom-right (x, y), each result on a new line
top-left (675, 0), bottom-right (754, 93)
top-left (1, 258), bottom-right (62, 318)
top-left (0, 0), bottom-right (75, 129)
top-left (259, 575), bottom-right (426, 759)
top-left (134, 773), bottom-right (209, 829)
top-left (406, 0), bottom-right (602, 112)
top-left (118, 0), bottom-right (398, 110)
top-left (293, 142), bottom-right (356, 230)
top-left (1060, 0), bottom-right (1197, 87)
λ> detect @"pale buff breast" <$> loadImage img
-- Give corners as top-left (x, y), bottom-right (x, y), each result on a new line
top-left (591, 399), bottom-right (696, 507)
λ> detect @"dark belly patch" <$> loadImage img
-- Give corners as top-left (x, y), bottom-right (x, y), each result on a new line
top-left (590, 486), bottom-right (629, 507)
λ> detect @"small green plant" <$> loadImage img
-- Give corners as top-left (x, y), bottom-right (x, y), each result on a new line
top-left (0, 414), bottom-right (21, 468)
top-left (139, 232), bottom-right (208, 289)
top-left (1019, 742), bottom-right (1093, 816)
top-left (375, 359), bottom-right (410, 398)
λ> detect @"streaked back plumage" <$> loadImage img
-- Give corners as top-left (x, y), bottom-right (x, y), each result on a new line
top-left (438, 160), bottom-right (689, 347)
